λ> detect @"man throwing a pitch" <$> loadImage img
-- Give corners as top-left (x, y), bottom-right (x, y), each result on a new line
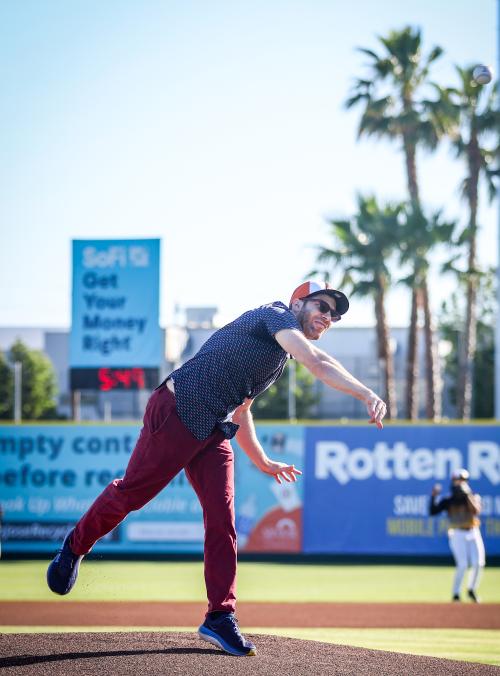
top-left (47, 281), bottom-right (387, 656)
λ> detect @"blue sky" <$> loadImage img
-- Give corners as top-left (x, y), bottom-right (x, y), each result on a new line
top-left (1, 0), bottom-right (497, 329)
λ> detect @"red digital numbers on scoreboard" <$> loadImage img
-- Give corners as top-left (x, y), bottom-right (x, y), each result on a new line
top-left (98, 368), bottom-right (146, 391)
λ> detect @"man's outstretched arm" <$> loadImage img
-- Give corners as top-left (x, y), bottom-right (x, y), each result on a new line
top-left (274, 328), bottom-right (387, 428)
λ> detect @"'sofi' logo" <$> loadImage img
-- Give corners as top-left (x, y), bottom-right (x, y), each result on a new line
top-left (82, 245), bottom-right (149, 268)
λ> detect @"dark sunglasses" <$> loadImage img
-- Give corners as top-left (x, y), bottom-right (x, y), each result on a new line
top-left (305, 298), bottom-right (342, 322)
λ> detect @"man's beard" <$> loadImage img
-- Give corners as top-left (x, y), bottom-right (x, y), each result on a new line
top-left (297, 307), bottom-right (322, 339)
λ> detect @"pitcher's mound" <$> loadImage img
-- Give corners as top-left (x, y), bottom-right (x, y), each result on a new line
top-left (1, 632), bottom-right (497, 675)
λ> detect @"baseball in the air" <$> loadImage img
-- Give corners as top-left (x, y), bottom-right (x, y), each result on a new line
top-left (472, 64), bottom-right (493, 85)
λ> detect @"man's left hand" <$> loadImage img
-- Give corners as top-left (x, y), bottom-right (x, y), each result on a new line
top-left (262, 461), bottom-right (302, 484)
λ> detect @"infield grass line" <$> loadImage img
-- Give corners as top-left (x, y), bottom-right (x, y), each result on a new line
top-left (2, 561), bottom-right (500, 603)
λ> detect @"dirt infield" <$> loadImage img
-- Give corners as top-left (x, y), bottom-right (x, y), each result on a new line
top-left (1, 631), bottom-right (500, 676)
top-left (1, 601), bottom-right (500, 628)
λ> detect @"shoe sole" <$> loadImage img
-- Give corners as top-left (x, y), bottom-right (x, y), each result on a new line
top-left (198, 627), bottom-right (256, 656)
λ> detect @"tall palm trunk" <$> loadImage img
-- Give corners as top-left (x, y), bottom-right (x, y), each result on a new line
top-left (403, 134), bottom-right (441, 420)
top-left (421, 279), bottom-right (441, 419)
top-left (374, 281), bottom-right (397, 418)
top-left (421, 268), bottom-right (442, 420)
top-left (403, 136), bottom-right (422, 419)
top-left (457, 128), bottom-right (481, 419)
top-left (406, 286), bottom-right (420, 419)
top-left (459, 273), bottom-right (478, 419)
top-left (403, 137), bottom-right (420, 206)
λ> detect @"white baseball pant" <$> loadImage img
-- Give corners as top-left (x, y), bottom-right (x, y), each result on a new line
top-left (448, 527), bottom-right (485, 596)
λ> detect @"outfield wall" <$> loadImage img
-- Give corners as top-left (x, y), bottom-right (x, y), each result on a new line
top-left (0, 423), bottom-right (499, 556)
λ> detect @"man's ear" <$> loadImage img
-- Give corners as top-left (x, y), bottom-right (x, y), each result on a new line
top-left (291, 298), bottom-right (303, 314)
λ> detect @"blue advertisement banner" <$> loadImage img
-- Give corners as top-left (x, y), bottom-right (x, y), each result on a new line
top-left (2, 424), bottom-right (499, 556)
top-left (0, 423), bottom-right (304, 555)
top-left (303, 425), bottom-right (500, 555)
top-left (0, 424), bottom-right (204, 553)
top-left (70, 239), bottom-right (161, 368)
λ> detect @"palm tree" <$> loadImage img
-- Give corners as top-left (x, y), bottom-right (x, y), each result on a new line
top-left (397, 208), bottom-right (457, 419)
top-left (311, 195), bottom-right (404, 418)
top-left (439, 269), bottom-right (496, 419)
top-left (345, 26), bottom-right (453, 419)
top-left (441, 68), bottom-right (499, 418)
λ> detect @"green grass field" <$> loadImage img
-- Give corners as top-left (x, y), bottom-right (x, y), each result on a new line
top-left (2, 560), bottom-right (499, 666)
top-left (1, 560), bottom-right (500, 603)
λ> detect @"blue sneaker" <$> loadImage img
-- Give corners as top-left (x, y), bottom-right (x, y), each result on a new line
top-left (198, 612), bottom-right (256, 656)
top-left (46, 530), bottom-right (83, 595)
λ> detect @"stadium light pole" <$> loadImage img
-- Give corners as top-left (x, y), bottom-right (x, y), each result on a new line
top-left (13, 361), bottom-right (22, 423)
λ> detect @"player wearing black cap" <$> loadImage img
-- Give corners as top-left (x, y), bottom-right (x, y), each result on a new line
top-left (430, 469), bottom-right (485, 602)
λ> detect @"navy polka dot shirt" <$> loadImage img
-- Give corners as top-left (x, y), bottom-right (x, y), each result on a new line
top-left (167, 301), bottom-right (301, 440)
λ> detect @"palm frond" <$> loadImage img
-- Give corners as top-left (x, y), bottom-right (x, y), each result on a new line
top-left (484, 168), bottom-right (498, 203)
top-left (441, 259), bottom-right (463, 276)
top-left (356, 47), bottom-right (381, 61)
top-left (396, 272), bottom-right (417, 287)
top-left (359, 112), bottom-right (398, 140)
top-left (425, 45), bottom-right (444, 66)
top-left (327, 219), bottom-right (352, 234)
top-left (344, 93), bottom-right (370, 110)
top-left (355, 281), bottom-right (376, 297)
top-left (417, 119), bottom-right (440, 150)
top-left (315, 249), bottom-right (342, 265)
top-left (345, 92), bottom-right (370, 109)
top-left (459, 176), bottom-right (470, 201)
top-left (476, 108), bottom-right (500, 134)
top-left (372, 58), bottom-right (394, 79)
top-left (456, 225), bottom-right (472, 246)
top-left (450, 135), bottom-right (466, 157)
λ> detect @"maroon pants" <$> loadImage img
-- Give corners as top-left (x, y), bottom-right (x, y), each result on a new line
top-left (72, 385), bottom-right (237, 613)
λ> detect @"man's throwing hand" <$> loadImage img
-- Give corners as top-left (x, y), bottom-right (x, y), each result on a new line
top-left (366, 393), bottom-right (387, 430)
top-left (263, 462), bottom-right (302, 485)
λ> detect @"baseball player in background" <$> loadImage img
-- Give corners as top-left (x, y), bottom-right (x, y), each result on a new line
top-left (430, 469), bottom-right (485, 602)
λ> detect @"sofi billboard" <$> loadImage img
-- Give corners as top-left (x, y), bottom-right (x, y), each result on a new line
top-left (303, 425), bottom-right (500, 555)
top-left (70, 239), bottom-right (161, 369)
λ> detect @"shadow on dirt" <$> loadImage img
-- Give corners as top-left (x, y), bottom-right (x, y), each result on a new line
top-left (0, 646), bottom-right (220, 668)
